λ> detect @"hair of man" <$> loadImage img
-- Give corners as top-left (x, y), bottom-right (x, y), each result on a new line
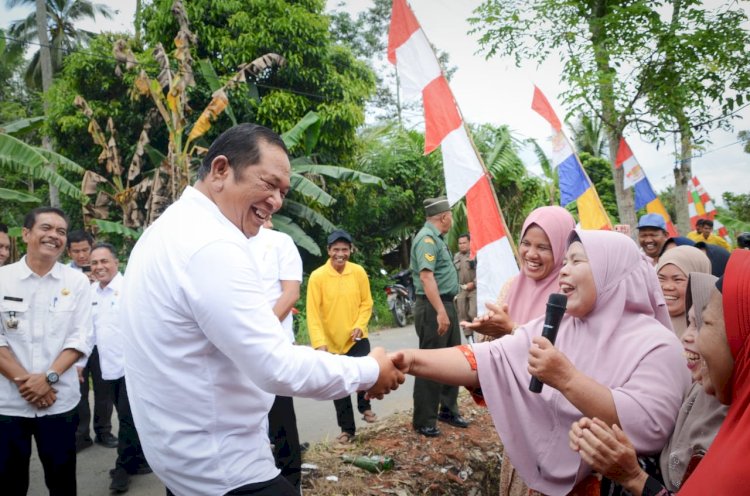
top-left (196, 123), bottom-right (289, 181)
top-left (23, 206), bottom-right (69, 230)
top-left (66, 229), bottom-right (94, 249)
top-left (91, 242), bottom-right (118, 260)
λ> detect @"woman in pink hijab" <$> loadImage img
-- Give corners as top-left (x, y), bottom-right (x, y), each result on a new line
top-left (465, 206), bottom-right (576, 338)
top-left (391, 230), bottom-right (689, 495)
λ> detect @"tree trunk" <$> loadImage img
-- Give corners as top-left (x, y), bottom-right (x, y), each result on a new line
top-left (35, 0), bottom-right (60, 207)
top-left (134, 0), bottom-right (143, 46)
top-left (607, 133), bottom-right (637, 229)
top-left (589, 0), bottom-right (636, 229)
top-left (673, 117), bottom-right (692, 233)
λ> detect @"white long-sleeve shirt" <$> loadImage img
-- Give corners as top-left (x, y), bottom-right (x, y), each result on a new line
top-left (121, 186), bottom-right (379, 496)
top-left (91, 272), bottom-right (125, 380)
top-left (0, 258), bottom-right (92, 417)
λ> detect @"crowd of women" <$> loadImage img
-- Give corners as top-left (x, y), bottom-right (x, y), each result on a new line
top-left (390, 206), bottom-right (749, 496)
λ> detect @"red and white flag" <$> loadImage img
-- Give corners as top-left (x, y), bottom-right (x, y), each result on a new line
top-left (388, 0), bottom-right (518, 311)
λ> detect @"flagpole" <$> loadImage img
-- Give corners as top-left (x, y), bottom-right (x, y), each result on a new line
top-left (459, 121), bottom-right (520, 258)
top-left (407, 22), bottom-right (519, 257)
top-left (561, 130), bottom-right (614, 229)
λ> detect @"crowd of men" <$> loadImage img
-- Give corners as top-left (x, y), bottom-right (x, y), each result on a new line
top-left (1, 122), bottom-right (746, 496)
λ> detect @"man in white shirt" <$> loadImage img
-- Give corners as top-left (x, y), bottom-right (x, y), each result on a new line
top-left (248, 216), bottom-right (303, 493)
top-left (121, 123), bottom-right (404, 496)
top-left (89, 242), bottom-right (150, 493)
top-left (68, 229), bottom-right (117, 452)
top-left (0, 207), bottom-right (92, 495)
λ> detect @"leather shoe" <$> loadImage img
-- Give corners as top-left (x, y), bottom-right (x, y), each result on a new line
top-left (95, 433), bottom-right (119, 448)
top-left (414, 425), bottom-right (441, 437)
top-left (438, 411), bottom-right (470, 428)
top-left (109, 467), bottom-right (130, 493)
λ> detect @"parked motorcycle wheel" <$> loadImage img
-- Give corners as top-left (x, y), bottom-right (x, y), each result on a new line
top-left (392, 295), bottom-right (408, 327)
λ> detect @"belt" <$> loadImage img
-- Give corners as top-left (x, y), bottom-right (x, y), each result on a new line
top-left (417, 294), bottom-right (455, 302)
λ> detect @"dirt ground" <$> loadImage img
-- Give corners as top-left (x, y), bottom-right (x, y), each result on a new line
top-left (301, 394), bottom-right (502, 495)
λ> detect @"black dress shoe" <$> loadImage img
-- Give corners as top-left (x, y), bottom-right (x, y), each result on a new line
top-left (437, 411), bottom-right (470, 428)
top-left (75, 437), bottom-right (93, 453)
top-left (95, 433), bottom-right (119, 448)
top-left (414, 426), bottom-right (441, 437)
top-left (109, 467), bottom-right (130, 493)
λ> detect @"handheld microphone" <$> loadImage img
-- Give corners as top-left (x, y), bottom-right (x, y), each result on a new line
top-left (529, 293), bottom-right (568, 393)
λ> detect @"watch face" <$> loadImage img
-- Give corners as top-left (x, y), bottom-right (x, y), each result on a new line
top-left (47, 372), bottom-right (59, 384)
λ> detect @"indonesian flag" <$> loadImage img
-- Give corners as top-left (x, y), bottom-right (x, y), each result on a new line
top-left (531, 86), bottom-right (612, 230)
top-left (388, 0), bottom-right (518, 311)
top-left (688, 177), bottom-right (730, 242)
top-left (615, 138), bottom-right (678, 237)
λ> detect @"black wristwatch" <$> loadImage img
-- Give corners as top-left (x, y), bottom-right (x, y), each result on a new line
top-left (46, 370), bottom-right (59, 385)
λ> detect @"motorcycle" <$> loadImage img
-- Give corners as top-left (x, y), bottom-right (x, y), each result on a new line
top-left (381, 268), bottom-right (415, 327)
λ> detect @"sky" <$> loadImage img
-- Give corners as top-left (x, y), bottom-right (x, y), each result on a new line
top-left (2, 0), bottom-right (748, 207)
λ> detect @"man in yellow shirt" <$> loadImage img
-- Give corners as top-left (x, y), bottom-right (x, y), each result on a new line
top-left (687, 218), bottom-right (731, 251)
top-left (306, 229), bottom-right (376, 444)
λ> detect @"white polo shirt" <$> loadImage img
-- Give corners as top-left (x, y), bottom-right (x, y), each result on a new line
top-left (121, 186), bottom-right (379, 496)
top-left (91, 272), bottom-right (125, 380)
top-left (0, 258), bottom-right (92, 417)
top-left (247, 226), bottom-right (302, 343)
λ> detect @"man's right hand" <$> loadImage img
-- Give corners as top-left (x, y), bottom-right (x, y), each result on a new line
top-left (437, 309), bottom-right (450, 335)
top-left (33, 389), bottom-right (57, 409)
top-left (15, 373), bottom-right (53, 403)
top-left (76, 366), bottom-right (84, 383)
top-left (365, 347), bottom-right (405, 400)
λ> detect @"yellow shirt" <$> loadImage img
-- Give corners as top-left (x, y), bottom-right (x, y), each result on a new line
top-left (306, 260), bottom-right (373, 354)
top-left (686, 231), bottom-right (731, 251)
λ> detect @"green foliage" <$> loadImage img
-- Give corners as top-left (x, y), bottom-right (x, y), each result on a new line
top-left (0, 187), bottom-right (41, 203)
top-left (578, 151), bottom-right (618, 222)
top-left (657, 185), bottom-right (678, 224)
top-left (469, 124), bottom-right (548, 240)
top-left (6, 0), bottom-right (114, 87)
top-left (330, 123), bottom-right (446, 271)
top-left (142, 0), bottom-right (375, 165)
top-left (722, 192), bottom-right (750, 224)
top-left (0, 132), bottom-right (87, 202)
top-left (636, 1), bottom-right (750, 145)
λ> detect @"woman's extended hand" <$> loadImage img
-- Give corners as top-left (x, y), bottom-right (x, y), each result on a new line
top-left (527, 336), bottom-right (576, 390)
top-left (569, 417), bottom-right (648, 495)
top-left (461, 302), bottom-right (515, 338)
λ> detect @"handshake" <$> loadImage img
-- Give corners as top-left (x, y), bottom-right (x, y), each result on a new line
top-left (364, 347), bottom-right (415, 400)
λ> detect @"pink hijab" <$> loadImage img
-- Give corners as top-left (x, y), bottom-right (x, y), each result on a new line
top-left (473, 229), bottom-right (690, 495)
top-left (505, 206), bottom-right (576, 324)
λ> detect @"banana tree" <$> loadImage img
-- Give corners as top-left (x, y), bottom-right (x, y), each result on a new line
top-left (0, 117), bottom-right (88, 205)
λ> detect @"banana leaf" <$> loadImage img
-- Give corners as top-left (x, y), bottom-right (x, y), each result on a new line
top-left (0, 187), bottom-right (41, 203)
top-left (0, 134), bottom-right (87, 202)
top-left (269, 214), bottom-right (321, 256)
top-left (281, 199), bottom-right (336, 232)
top-left (90, 219), bottom-right (142, 239)
top-left (292, 164), bottom-right (384, 186)
top-left (0, 116), bottom-right (45, 135)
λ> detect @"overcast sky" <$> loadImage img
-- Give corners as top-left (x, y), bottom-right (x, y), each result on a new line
top-left (2, 0), bottom-right (747, 206)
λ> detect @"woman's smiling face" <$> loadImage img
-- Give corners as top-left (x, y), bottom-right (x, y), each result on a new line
top-left (558, 241), bottom-right (597, 318)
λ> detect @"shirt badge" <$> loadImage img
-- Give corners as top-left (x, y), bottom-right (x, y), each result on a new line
top-left (424, 253), bottom-right (435, 262)
top-left (5, 312), bottom-right (19, 329)
top-left (423, 237), bottom-right (435, 245)
top-left (61, 288), bottom-right (70, 296)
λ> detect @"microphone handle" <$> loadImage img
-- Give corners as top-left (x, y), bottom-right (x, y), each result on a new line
top-left (529, 323), bottom-right (558, 393)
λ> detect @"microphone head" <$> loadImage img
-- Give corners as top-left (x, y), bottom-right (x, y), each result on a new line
top-left (547, 293), bottom-right (567, 309)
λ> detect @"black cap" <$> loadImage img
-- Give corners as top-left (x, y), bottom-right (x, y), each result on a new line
top-left (327, 229), bottom-right (352, 246)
